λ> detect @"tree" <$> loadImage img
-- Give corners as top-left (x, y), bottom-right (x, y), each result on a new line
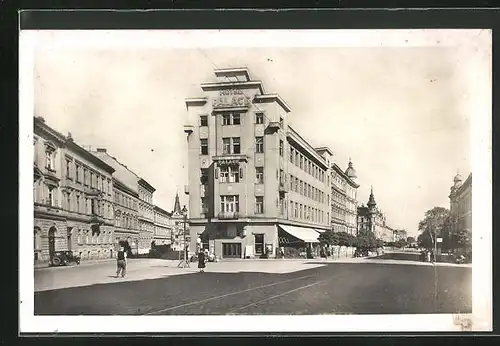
top-left (394, 238), bottom-right (408, 249)
top-left (356, 230), bottom-right (377, 251)
top-left (318, 231), bottom-right (340, 247)
top-left (417, 207), bottom-right (450, 253)
top-left (407, 236), bottom-right (416, 244)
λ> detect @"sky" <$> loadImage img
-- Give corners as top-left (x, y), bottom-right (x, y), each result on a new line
top-left (30, 30), bottom-right (490, 237)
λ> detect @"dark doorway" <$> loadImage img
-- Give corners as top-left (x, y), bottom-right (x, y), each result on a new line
top-left (222, 243), bottom-right (242, 258)
top-left (48, 227), bottom-right (57, 258)
top-left (254, 234), bottom-right (264, 256)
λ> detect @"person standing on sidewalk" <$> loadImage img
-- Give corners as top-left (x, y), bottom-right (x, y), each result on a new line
top-left (116, 246), bottom-right (127, 278)
top-left (198, 249), bottom-right (206, 273)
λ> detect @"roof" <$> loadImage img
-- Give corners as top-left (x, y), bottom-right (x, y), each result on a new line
top-left (154, 205), bottom-right (172, 217)
top-left (138, 178), bottom-right (156, 192)
top-left (34, 117), bottom-right (115, 174)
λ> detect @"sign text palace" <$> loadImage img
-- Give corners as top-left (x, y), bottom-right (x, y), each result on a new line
top-left (212, 89), bottom-right (250, 108)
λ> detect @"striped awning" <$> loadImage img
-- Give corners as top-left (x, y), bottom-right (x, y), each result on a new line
top-left (278, 225), bottom-right (320, 243)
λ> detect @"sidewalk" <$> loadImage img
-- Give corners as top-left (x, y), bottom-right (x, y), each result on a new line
top-left (34, 258), bottom-right (116, 270)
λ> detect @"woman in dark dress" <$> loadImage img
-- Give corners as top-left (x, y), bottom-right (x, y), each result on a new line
top-left (198, 250), bottom-right (206, 273)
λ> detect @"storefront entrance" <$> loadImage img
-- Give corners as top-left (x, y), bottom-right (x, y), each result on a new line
top-left (222, 243), bottom-right (242, 258)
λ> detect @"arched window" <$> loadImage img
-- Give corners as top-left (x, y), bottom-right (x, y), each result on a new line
top-left (77, 229), bottom-right (82, 244)
top-left (85, 230), bottom-right (90, 244)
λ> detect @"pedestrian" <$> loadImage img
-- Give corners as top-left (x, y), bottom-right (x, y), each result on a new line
top-left (198, 249), bottom-right (206, 273)
top-left (116, 246), bottom-right (127, 278)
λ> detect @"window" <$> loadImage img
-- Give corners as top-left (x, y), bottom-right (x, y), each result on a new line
top-left (232, 113), bottom-right (241, 125)
top-left (279, 117), bottom-right (284, 128)
top-left (222, 137), bottom-right (240, 154)
top-left (300, 204), bottom-right (303, 219)
top-left (48, 187), bottom-right (55, 206)
top-left (255, 167), bottom-right (264, 184)
top-left (255, 196), bottom-right (264, 214)
top-left (83, 169), bottom-right (87, 185)
top-left (279, 140), bottom-right (284, 156)
top-left (222, 114), bottom-right (231, 125)
top-left (45, 151), bottom-right (54, 170)
top-left (220, 164), bottom-right (240, 183)
top-left (220, 195), bottom-right (239, 212)
top-left (75, 165), bottom-right (80, 183)
top-left (279, 169), bottom-right (284, 185)
top-left (255, 137), bottom-right (264, 153)
top-left (66, 159), bottom-right (71, 178)
top-left (200, 138), bottom-right (209, 155)
top-left (90, 172), bottom-right (94, 188)
top-left (222, 138), bottom-right (231, 154)
top-left (66, 192), bottom-right (71, 211)
top-left (201, 197), bottom-right (209, 214)
top-left (200, 115), bottom-right (208, 126)
top-left (254, 234), bottom-right (264, 255)
top-left (200, 168), bottom-right (209, 185)
top-left (289, 147), bottom-right (294, 162)
top-left (232, 137), bottom-right (241, 154)
top-left (256, 112), bottom-right (264, 124)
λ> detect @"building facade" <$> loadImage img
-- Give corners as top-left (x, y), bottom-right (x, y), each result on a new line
top-left (184, 67), bottom-right (331, 259)
top-left (153, 205), bottom-right (174, 246)
top-left (330, 159), bottom-right (359, 235)
top-left (449, 172), bottom-right (472, 235)
top-left (138, 179), bottom-right (156, 254)
top-left (91, 149), bottom-right (141, 254)
top-left (393, 229), bottom-right (408, 243)
top-left (356, 187), bottom-right (394, 243)
top-left (34, 117), bottom-right (116, 263)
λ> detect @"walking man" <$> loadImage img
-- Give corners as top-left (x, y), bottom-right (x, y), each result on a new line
top-left (116, 246), bottom-right (127, 278)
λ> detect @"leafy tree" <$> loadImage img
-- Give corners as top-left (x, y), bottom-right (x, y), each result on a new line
top-left (417, 207), bottom-right (450, 251)
top-left (318, 230), bottom-right (340, 247)
top-left (450, 228), bottom-right (472, 252)
top-left (406, 236), bottom-right (416, 244)
top-left (356, 230), bottom-right (377, 251)
top-left (394, 238), bottom-right (408, 249)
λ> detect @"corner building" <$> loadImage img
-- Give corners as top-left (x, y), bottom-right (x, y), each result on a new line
top-left (34, 117), bottom-right (115, 263)
top-left (449, 172), bottom-right (472, 235)
top-left (184, 68), bottom-right (331, 259)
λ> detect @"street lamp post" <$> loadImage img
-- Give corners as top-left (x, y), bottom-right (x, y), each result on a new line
top-left (177, 205), bottom-right (190, 268)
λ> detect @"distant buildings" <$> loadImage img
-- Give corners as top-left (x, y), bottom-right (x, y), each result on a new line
top-left (34, 116), bottom-right (176, 264)
top-left (357, 187), bottom-right (394, 243)
top-left (393, 229), bottom-right (408, 243)
top-left (330, 159), bottom-right (359, 235)
top-left (449, 172), bottom-right (472, 235)
top-left (183, 67), bottom-right (332, 259)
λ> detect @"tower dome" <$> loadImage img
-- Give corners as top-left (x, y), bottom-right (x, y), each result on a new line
top-left (453, 172), bottom-right (463, 184)
top-left (345, 158), bottom-right (357, 180)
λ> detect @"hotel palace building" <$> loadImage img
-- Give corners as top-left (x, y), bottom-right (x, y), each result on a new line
top-left (183, 68), bottom-right (332, 259)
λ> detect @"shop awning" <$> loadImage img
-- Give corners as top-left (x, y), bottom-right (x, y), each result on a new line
top-left (278, 225), bottom-right (320, 243)
top-left (314, 228), bottom-right (326, 233)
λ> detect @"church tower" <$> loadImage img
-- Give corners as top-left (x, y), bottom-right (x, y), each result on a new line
top-left (367, 186), bottom-right (377, 234)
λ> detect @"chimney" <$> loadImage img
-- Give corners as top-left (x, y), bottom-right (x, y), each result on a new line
top-left (96, 148), bottom-right (107, 153)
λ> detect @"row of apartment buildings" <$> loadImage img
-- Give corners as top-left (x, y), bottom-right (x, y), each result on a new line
top-left (183, 67), bottom-right (398, 259)
top-left (33, 116), bottom-right (185, 263)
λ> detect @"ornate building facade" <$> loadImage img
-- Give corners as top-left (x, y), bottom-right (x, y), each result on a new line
top-left (34, 117), bottom-right (115, 263)
top-left (356, 187), bottom-right (394, 243)
top-left (449, 172), bottom-right (472, 235)
top-left (330, 159), bottom-right (359, 235)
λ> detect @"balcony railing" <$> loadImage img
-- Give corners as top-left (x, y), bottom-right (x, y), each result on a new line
top-left (279, 181), bottom-right (288, 193)
top-left (218, 211), bottom-right (239, 220)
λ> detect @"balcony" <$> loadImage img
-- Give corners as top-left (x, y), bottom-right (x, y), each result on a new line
top-left (267, 121), bottom-right (281, 133)
top-left (279, 181), bottom-right (288, 193)
top-left (184, 124), bottom-right (194, 134)
top-left (90, 214), bottom-right (105, 225)
top-left (218, 211), bottom-right (239, 220)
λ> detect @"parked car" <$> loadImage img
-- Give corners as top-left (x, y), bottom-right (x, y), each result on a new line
top-left (49, 251), bottom-right (81, 267)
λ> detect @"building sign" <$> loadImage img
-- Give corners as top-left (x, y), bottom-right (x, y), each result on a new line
top-left (212, 89), bottom-right (250, 108)
top-left (436, 237), bottom-right (443, 243)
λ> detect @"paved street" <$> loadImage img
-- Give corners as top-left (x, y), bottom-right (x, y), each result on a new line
top-left (34, 257), bottom-right (471, 315)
